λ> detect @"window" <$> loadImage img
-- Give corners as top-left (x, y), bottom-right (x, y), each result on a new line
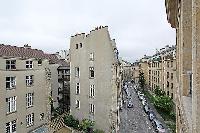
top-left (90, 104), bottom-right (95, 114)
top-left (89, 53), bottom-right (94, 61)
top-left (6, 120), bottom-right (16, 133)
top-left (6, 60), bottom-right (16, 70)
top-left (76, 83), bottom-right (80, 94)
top-left (167, 91), bottom-right (169, 96)
top-left (6, 96), bottom-right (17, 113)
top-left (89, 67), bottom-right (94, 78)
top-left (76, 44), bottom-right (78, 49)
top-left (171, 61), bottom-right (173, 67)
top-left (167, 61), bottom-right (169, 68)
top-left (171, 83), bottom-right (173, 89)
top-left (80, 43), bottom-right (82, 48)
top-left (171, 73), bottom-right (173, 80)
top-left (40, 113), bottom-right (44, 120)
top-left (26, 93), bottom-right (34, 108)
top-left (75, 67), bottom-right (80, 77)
top-left (26, 113), bottom-right (34, 127)
top-left (90, 85), bottom-right (95, 98)
top-left (167, 72), bottom-right (169, 79)
top-left (26, 75), bottom-right (33, 86)
top-left (6, 77), bottom-right (16, 89)
top-left (171, 93), bottom-right (173, 99)
top-left (38, 59), bottom-right (42, 65)
top-left (167, 81), bottom-right (169, 88)
top-left (26, 61), bottom-right (33, 69)
top-left (75, 100), bottom-right (80, 109)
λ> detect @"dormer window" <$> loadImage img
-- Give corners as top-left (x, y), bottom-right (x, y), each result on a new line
top-left (38, 59), bottom-right (42, 65)
top-left (26, 61), bottom-right (33, 69)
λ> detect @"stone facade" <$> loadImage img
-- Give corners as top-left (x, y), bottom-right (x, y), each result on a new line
top-left (148, 45), bottom-right (177, 101)
top-left (0, 44), bottom-right (69, 133)
top-left (165, 0), bottom-right (200, 132)
top-left (70, 26), bottom-right (122, 133)
top-left (0, 45), bottom-right (52, 133)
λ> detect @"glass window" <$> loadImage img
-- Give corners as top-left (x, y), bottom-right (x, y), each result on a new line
top-left (6, 60), bottom-right (16, 70)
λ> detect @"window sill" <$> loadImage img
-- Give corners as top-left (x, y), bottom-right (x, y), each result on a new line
top-left (6, 69), bottom-right (16, 71)
top-left (26, 85), bottom-right (34, 87)
top-left (6, 87), bottom-right (16, 90)
top-left (6, 111), bottom-right (17, 115)
top-left (26, 124), bottom-right (34, 128)
top-left (26, 105), bottom-right (34, 109)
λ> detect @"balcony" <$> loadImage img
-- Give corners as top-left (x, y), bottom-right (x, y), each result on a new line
top-left (58, 74), bottom-right (70, 81)
top-left (58, 89), bottom-right (70, 95)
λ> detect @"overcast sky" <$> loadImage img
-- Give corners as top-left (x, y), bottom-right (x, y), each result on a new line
top-left (0, 0), bottom-right (175, 62)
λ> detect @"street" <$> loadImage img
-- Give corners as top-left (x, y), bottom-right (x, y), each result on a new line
top-left (119, 83), bottom-right (156, 133)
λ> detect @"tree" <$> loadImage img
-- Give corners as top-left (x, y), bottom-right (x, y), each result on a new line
top-left (79, 119), bottom-right (94, 133)
top-left (64, 115), bottom-right (79, 130)
top-left (138, 71), bottom-right (146, 91)
top-left (154, 96), bottom-right (173, 113)
top-left (154, 86), bottom-right (165, 96)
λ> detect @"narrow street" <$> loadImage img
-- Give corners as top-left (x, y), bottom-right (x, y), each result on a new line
top-left (119, 82), bottom-right (156, 133)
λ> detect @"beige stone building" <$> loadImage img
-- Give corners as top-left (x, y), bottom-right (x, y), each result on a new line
top-left (121, 59), bottom-right (132, 81)
top-left (148, 45), bottom-right (176, 101)
top-left (70, 26), bottom-right (122, 133)
top-left (165, 0), bottom-right (200, 132)
top-left (0, 44), bottom-right (52, 133)
top-left (132, 61), bottom-right (140, 83)
top-left (0, 44), bottom-right (69, 133)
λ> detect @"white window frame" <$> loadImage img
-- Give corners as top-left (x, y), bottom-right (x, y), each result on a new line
top-left (76, 83), bottom-right (80, 94)
top-left (90, 104), bottom-right (95, 114)
top-left (26, 75), bottom-right (33, 86)
top-left (75, 67), bottom-right (80, 77)
top-left (89, 67), bottom-right (94, 78)
top-left (6, 120), bottom-right (16, 133)
top-left (26, 113), bottom-right (34, 127)
top-left (26, 93), bottom-right (34, 108)
top-left (89, 85), bottom-right (95, 98)
top-left (26, 60), bottom-right (33, 69)
top-left (6, 96), bottom-right (17, 113)
top-left (89, 53), bottom-right (94, 61)
top-left (6, 77), bottom-right (16, 89)
top-left (6, 60), bottom-right (16, 70)
top-left (75, 100), bottom-right (80, 109)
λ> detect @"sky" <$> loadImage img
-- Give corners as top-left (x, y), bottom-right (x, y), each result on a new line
top-left (0, 0), bottom-right (175, 62)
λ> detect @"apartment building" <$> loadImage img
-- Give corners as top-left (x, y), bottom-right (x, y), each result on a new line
top-left (0, 44), bottom-right (69, 133)
top-left (70, 26), bottom-right (122, 133)
top-left (148, 45), bottom-right (176, 101)
top-left (165, 0), bottom-right (200, 132)
top-left (132, 61), bottom-right (140, 84)
top-left (138, 56), bottom-right (150, 86)
top-left (121, 59), bottom-right (132, 81)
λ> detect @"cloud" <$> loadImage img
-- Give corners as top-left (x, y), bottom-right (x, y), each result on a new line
top-left (0, 0), bottom-right (175, 62)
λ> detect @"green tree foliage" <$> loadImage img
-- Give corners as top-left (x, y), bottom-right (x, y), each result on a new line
top-left (154, 96), bottom-right (173, 113)
top-left (64, 115), bottom-right (79, 130)
top-left (79, 119), bottom-right (94, 133)
top-left (154, 86), bottom-right (165, 96)
top-left (138, 71), bottom-right (146, 90)
top-left (93, 129), bottom-right (105, 133)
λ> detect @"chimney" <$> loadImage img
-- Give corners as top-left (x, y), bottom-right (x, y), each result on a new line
top-left (24, 44), bottom-right (31, 49)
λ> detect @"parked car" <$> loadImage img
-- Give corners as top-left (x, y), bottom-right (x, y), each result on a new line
top-left (142, 99), bottom-right (147, 106)
top-left (152, 119), bottom-right (165, 133)
top-left (144, 105), bottom-right (150, 114)
top-left (137, 91), bottom-right (141, 96)
top-left (139, 94), bottom-right (145, 101)
top-left (149, 111), bottom-right (156, 121)
top-left (127, 100), bottom-right (133, 108)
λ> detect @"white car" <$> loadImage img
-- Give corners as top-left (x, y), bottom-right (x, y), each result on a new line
top-left (142, 99), bottom-right (147, 106)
